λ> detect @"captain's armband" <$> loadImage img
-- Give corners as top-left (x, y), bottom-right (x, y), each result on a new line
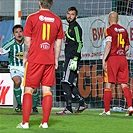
top-left (105, 36), bottom-right (112, 42)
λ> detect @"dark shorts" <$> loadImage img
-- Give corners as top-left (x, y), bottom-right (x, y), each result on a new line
top-left (61, 58), bottom-right (79, 85)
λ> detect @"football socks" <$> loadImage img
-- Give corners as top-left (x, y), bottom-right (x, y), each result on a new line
top-left (123, 86), bottom-right (132, 108)
top-left (42, 92), bottom-right (52, 124)
top-left (32, 91), bottom-right (38, 108)
top-left (13, 87), bottom-right (22, 105)
top-left (22, 93), bottom-right (32, 124)
top-left (104, 88), bottom-right (112, 112)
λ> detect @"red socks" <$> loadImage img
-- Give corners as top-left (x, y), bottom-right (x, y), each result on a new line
top-left (42, 92), bottom-right (52, 124)
top-left (22, 92), bottom-right (52, 124)
top-left (22, 93), bottom-right (32, 124)
top-left (104, 88), bottom-right (112, 112)
top-left (123, 86), bottom-right (132, 108)
top-left (104, 86), bottom-right (132, 112)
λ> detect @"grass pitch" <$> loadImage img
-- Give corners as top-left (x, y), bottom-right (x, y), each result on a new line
top-left (0, 107), bottom-right (133, 133)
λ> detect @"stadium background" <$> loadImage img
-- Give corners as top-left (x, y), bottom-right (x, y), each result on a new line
top-left (0, 0), bottom-right (133, 109)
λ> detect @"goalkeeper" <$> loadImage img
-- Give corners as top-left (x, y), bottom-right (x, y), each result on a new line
top-left (57, 7), bottom-right (88, 115)
top-left (2, 24), bottom-right (39, 113)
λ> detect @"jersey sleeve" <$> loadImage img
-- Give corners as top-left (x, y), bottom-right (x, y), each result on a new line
top-left (104, 28), bottom-right (112, 42)
top-left (2, 38), bottom-right (14, 50)
top-left (23, 15), bottom-right (32, 37)
top-left (56, 19), bottom-right (64, 39)
top-left (125, 30), bottom-right (130, 46)
top-left (74, 26), bottom-right (83, 57)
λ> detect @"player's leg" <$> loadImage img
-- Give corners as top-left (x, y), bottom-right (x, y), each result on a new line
top-left (17, 86), bottom-right (33, 129)
top-left (122, 84), bottom-right (132, 108)
top-left (121, 84), bottom-right (133, 116)
top-left (12, 75), bottom-right (22, 112)
top-left (39, 86), bottom-right (52, 129)
top-left (99, 82), bottom-right (112, 115)
top-left (63, 82), bottom-right (73, 112)
top-left (56, 82), bottom-right (73, 114)
top-left (71, 78), bottom-right (82, 101)
top-left (39, 64), bottom-right (54, 128)
top-left (32, 89), bottom-right (39, 113)
top-left (56, 59), bottom-right (74, 114)
top-left (100, 57), bottom-right (117, 115)
top-left (10, 67), bottom-right (24, 112)
top-left (69, 59), bottom-right (88, 113)
top-left (118, 57), bottom-right (133, 116)
top-left (71, 84), bottom-right (88, 113)
top-left (17, 62), bottom-right (42, 129)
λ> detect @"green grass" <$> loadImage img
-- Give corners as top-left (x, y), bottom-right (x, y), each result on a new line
top-left (0, 108), bottom-right (133, 133)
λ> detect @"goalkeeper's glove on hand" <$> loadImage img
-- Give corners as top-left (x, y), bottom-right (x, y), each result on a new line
top-left (69, 57), bottom-right (78, 71)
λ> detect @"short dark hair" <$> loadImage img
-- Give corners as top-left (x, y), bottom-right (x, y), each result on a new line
top-left (39, 0), bottom-right (53, 9)
top-left (67, 7), bottom-right (78, 16)
top-left (12, 24), bottom-right (23, 33)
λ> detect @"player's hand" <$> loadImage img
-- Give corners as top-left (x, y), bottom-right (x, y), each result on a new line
top-left (55, 59), bottom-right (58, 70)
top-left (102, 59), bottom-right (107, 71)
top-left (69, 57), bottom-right (78, 71)
top-left (0, 48), bottom-right (10, 55)
top-left (23, 58), bottom-right (27, 68)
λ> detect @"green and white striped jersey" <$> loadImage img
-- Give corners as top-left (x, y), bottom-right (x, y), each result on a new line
top-left (2, 37), bottom-right (24, 66)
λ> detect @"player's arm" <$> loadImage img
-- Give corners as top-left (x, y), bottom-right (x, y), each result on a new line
top-left (0, 48), bottom-right (10, 55)
top-left (23, 36), bottom-right (31, 67)
top-left (125, 46), bottom-right (129, 52)
top-left (74, 26), bottom-right (83, 59)
top-left (69, 26), bottom-right (83, 71)
top-left (102, 29), bottom-right (112, 70)
top-left (54, 19), bottom-right (64, 70)
top-left (54, 39), bottom-right (62, 70)
top-left (125, 33), bottom-right (130, 52)
top-left (103, 41), bottom-right (111, 61)
top-left (124, 30), bottom-right (130, 53)
top-left (0, 38), bottom-right (14, 55)
top-left (103, 41), bottom-right (111, 70)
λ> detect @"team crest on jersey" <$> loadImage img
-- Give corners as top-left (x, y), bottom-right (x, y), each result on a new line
top-left (15, 52), bottom-right (23, 59)
top-left (114, 28), bottom-right (125, 32)
top-left (39, 15), bottom-right (55, 22)
top-left (40, 42), bottom-right (50, 50)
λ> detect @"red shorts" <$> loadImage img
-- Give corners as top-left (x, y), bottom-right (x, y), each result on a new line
top-left (104, 56), bottom-right (129, 84)
top-left (23, 62), bottom-right (55, 88)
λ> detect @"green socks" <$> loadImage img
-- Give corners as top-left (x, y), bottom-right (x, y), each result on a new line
top-left (32, 91), bottom-right (38, 108)
top-left (14, 88), bottom-right (38, 108)
top-left (13, 87), bottom-right (22, 105)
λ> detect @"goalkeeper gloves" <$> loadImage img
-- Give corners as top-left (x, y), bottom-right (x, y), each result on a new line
top-left (69, 57), bottom-right (78, 71)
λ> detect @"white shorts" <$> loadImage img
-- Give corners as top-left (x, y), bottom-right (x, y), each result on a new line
top-left (9, 66), bottom-right (24, 78)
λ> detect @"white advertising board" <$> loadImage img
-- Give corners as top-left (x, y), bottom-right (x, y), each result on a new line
top-left (0, 73), bottom-right (13, 105)
top-left (60, 15), bottom-right (133, 60)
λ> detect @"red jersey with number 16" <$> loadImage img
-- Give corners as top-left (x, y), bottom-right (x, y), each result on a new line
top-left (104, 24), bottom-right (130, 56)
top-left (23, 10), bottom-right (64, 64)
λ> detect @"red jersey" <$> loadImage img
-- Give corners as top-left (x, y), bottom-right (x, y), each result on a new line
top-left (105, 24), bottom-right (130, 56)
top-left (23, 10), bottom-right (64, 64)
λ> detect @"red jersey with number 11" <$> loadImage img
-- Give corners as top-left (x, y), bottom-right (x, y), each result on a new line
top-left (104, 24), bottom-right (130, 56)
top-left (24, 10), bottom-right (64, 64)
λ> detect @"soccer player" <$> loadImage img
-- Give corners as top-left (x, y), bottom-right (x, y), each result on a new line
top-left (17, 0), bottom-right (64, 129)
top-left (2, 24), bottom-right (39, 113)
top-left (56, 7), bottom-right (88, 115)
top-left (100, 11), bottom-right (133, 116)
